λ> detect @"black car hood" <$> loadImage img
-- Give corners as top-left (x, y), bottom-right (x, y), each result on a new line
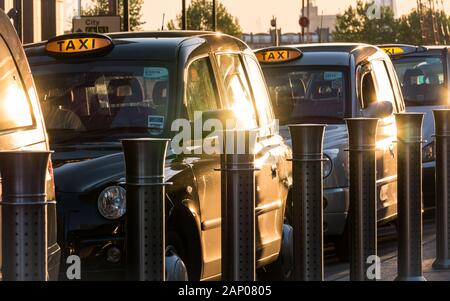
top-left (53, 143), bottom-right (125, 193)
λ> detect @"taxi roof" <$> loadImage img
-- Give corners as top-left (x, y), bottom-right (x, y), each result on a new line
top-left (256, 43), bottom-right (381, 67)
top-left (24, 31), bottom-right (248, 65)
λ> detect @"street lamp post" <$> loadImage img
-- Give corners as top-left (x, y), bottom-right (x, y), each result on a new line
top-left (13, 0), bottom-right (22, 41)
top-left (108, 0), bottom-right (118, 16)
top-left (182, 0), bottom-right (187, 30)
top-left (123, 0), bottom-right (129, 31)
top-left (212, 0), bottom-right (217, 31)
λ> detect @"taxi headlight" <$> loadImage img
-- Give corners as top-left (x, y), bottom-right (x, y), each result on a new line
top-left (98, 186), bottom-right (126, 220)
top-left (423, 141), bottom-right (435, 163)
top-left (323, 154), bottom-right (333, 179)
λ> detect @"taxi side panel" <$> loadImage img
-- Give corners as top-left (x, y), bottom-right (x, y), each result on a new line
top-left (0, 10), bottom-right (60, 280)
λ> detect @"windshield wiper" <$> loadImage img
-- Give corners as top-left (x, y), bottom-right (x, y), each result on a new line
top-left (284, 116), bottom-right (344, 124)
top-left (82, 126), bottom-right (165, 136)
top-left (49, 127), bottom-right (165, 145)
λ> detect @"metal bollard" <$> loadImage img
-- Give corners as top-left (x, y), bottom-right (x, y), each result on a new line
top-left (288, 124), bottom-right (326, 281)
top-left (395, 113), bottom-right (426, 281)
top-left (0, 151), bottom-right (52, 281)
top-left (220, 130), bottom-right (257, 281)
top-left (122, 138), bottom-right (170, 281)
top-left (432, 110), bottom-right (450, 270)
top-left (346, 118), bottom-right (379, 281)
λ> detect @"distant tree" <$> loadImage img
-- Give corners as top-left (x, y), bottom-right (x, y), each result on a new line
top-left (167, 0), bottom-right (242, 37)
top-left (334, 1), bottom-right (450, 45)
top-left (435, 10), bottom-right (450, 44)
top-left (333, 0), bottom-right (398, 44)
top-left (333, 2), bottom-right (365, 43)
top-left (82, 0), bottom-right (145, 31)
top-left (396, 10), bottom-right (422, 45)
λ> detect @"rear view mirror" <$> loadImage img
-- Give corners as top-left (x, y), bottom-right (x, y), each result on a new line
top-left (364, 101), bottom-right (394, 119)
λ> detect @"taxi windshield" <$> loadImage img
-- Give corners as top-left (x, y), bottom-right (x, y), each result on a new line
top-left (32, 61), bottom-right (171, 144)
top-left (392, 56), bottom-right (446, 106)
top-left (262, 66), bottom-right (348, 124)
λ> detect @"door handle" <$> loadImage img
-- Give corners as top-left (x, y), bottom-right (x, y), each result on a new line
top-left (271, 164), bottom-right (278, 178)
top-left (389, 143), bottom-right (395, 158)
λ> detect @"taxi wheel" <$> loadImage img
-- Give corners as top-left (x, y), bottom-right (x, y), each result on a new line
top-left (166, 231), bottom-right (189, 281)
top-left (258, 224), bottom-right (293, 281)
top-left (331, 222), bottom-right (350, 262)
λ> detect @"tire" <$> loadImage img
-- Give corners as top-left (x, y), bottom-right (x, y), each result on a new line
top-left (258, 224), bottom-right (293, 281)
top-left (165, 231), bottom-right (188, 281)
top-left (330, 221), bottom-right (350, 262)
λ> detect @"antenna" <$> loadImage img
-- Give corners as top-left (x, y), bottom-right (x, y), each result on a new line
top-left (161, 13), bottom-right (165, 31)
top-left (319, 10), bottom-right (324, 43)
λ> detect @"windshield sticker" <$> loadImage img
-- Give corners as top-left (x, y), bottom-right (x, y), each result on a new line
top-left (148, 115), bottom-right (165, 129)
top-left (143, 67), bottom-right (168, 80)
top-left (324, 72), bottom-right (342, 81)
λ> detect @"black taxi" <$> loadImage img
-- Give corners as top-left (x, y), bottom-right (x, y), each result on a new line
top-left (379, 44), bottom-right (450, 206)
top-left (0, 9), bottom-right (60, 279)
top-left (25, 32), bottom-right (292, 280)
top-left (255, 44), bottom-right (406, 259)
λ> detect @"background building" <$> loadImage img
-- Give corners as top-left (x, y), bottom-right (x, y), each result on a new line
top-left (243, 0), bottom-right (334, 49)
top-left (381, 0), bottom-right (397, 16)
top-left (0, 0), bottom-right (65, 43)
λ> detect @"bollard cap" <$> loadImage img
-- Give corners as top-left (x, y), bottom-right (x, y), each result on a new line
top-left (395, 113), bottom-right (424, 142)
top-left (0, 151), bottom-right (52, 203)
top-left (345, 118), bottom-right (379, 150)
top-left (288, 124), bottom-right (326, 158)
top-left (433, 109), bottom-right (450, 136)
top-left (121, 138), bottom-right (170, 184)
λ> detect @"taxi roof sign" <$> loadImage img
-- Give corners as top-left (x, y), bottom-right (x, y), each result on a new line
top-left (255, 47), bottom-right (302, 64)
top-left (380, 46), bottom-right (405, 56)
top-left (379, 45), bottom-right (427, 57)
top-left (46, 33), bottom-right (113, 55)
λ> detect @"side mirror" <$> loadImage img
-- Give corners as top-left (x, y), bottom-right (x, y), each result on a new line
top-left (364, 101), bottom-right (394, 119)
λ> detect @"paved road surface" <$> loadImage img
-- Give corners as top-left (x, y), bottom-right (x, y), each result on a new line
top-left (325, 218), bottom-right (450, 281)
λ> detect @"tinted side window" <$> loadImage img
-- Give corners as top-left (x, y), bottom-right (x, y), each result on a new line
top-left (245, 55), bottom-right (275, 135)
top-left (0, 36), bottom-right (34, 131)
top-left (185, 57), bottom-right (219, 120)
top-left (361, 72), bottom-right (377, 108)
top-left (216, 54), bottom-right (257, 129)
top-left (371, 60), bottom-right (397, 112)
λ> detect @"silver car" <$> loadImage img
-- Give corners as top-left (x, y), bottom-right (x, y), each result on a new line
top-left (256, 43), bottom-right (406, 259)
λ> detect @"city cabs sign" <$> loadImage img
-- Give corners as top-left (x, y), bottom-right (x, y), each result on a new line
top-left (45, 33), bottom-right (113, 55)
top-left (255, 47), bottom-right (302, 64)
top-left (72, 16), bottom-right (121, 33)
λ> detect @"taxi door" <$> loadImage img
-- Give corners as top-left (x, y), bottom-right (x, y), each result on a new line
top-left (243, 54), bottom-right (290, 261)
top-left (181, 54), bottom-right (223, 279)
top-left (357, 59), bottom-right (399, 220)
top-left (215, 52), bottom-right (286, 264)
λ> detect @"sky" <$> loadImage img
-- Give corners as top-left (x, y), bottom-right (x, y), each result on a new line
top-left (66, 1), bottom-right (450, 33)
